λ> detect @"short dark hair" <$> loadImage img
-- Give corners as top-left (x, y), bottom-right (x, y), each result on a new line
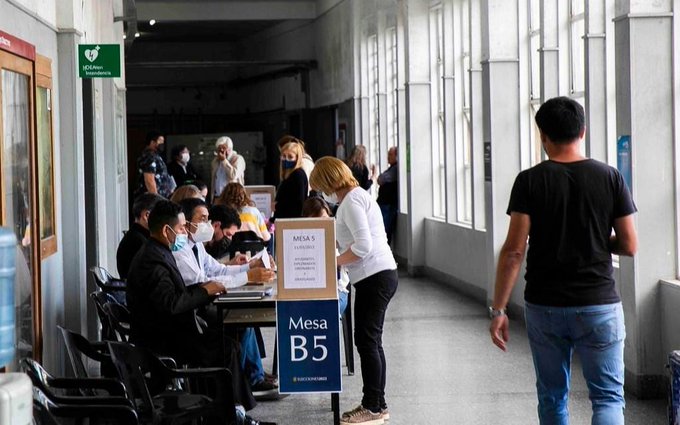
top-left (170, 144), bottom-right (188, 160)
top-left (132, 193), bottom-right (164, 219)
top-left (148, 200), bottom-right (183, 234)
top-left (179, 197), bottom-right (207, 221)
top-left (302, 197), bottom-right (332, 218)
top-left (193, 179), bottom-right (207, 191)
top-left (146, 130), bottom-right (163, 145)
top-left (534, 97), bottom-right (585, 144)
top-left (209, 204), bottom-right (241, 229)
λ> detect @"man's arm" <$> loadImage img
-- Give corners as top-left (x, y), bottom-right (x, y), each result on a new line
top-left (610, 214), bottom-right (638, 256)
top-left (489, 212), bottom-right (530, 351)
top-left (143, 173), bottom-right (157, 194)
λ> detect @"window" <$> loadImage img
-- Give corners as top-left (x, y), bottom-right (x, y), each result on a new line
top-left (430, 6), bottom-right (446, 218)
top-left (36, 55), bottom-right (56, 258)
top-left (0, 49), bottom-right (39, 369)
top-left (385, 27), bottom-right (398, 150)
top-left (458, 0), bottom-right (473, 223)
top-left (528, 0), bottom-right (543, 166)
top-left (569, 0), bottom-right (586, 97)
top-left (367, 35), bottom-right (381, 171)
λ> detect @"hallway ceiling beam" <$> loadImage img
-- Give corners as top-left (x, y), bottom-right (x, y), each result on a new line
top-left (136, 1), bottom-right (317, 22)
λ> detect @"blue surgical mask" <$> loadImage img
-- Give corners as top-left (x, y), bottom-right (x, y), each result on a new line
top-left (282, 159), bottom-right (296, 169)
top-left (166, 225), bottom-right (189, 252)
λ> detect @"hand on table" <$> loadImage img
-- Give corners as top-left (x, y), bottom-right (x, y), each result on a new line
top-left (202, 280), bottom-right (227, 296)
top-left (247, 268), bottom-right (276, 283)
top-left (228, 254), bottom-right (249, 266)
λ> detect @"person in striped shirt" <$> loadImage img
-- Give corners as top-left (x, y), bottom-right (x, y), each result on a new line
top-left (215, 182), bottom-right (271, 243)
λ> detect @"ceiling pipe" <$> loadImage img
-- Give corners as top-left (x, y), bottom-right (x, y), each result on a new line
top-left (126, 60), bottom-right (317, 69)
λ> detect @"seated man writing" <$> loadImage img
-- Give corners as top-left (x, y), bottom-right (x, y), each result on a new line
top-left (174, 198), bottom-right (278, 398)
top-left (126, 200), bottom-right (257, 412)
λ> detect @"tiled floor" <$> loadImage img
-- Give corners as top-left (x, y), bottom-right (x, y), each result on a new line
top-left (249, 273), bottom-right (666, 425)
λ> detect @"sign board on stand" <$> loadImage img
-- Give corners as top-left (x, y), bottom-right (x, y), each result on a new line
top-left (245, 185), bottom-right (276, 221)
top-left (274, 218), bottom-right (337, 300)
top-left (277, 299), bottom-right (342, 394)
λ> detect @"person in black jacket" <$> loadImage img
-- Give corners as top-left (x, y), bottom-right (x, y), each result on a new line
top-left (116, 193), bottom-right (163, 279)
top-left (126, 200), bottom-right (256, 411)
top-left (273, 141), bottom-right (308, 220)
top-left (167, 144), bottom-right (198, 187)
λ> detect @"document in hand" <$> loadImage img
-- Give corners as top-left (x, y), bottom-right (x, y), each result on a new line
top-left (251, 248), bottom-right (271, 269)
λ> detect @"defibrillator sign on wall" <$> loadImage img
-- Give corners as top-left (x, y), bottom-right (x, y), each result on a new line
top-left (78, 44), bottom-right (121, 78)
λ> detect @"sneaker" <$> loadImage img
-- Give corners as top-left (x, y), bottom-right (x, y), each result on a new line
top-left (264, 372), bottom-right (278, 384)
top-left (340, 405), bottom-right (384, 425)
top-left (380, 408), bottom-right (389, 421)
top-left (251, 379), bottom-right (278, 399)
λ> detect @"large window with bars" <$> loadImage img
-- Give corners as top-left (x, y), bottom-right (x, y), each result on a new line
top-left (430, 6), bottom-right (446, 219)
top-left (367, 34), bottom-right (380, 169)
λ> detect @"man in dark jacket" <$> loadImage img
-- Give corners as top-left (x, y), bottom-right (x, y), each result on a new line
top-left (116, 193), bottom-right (163, 279)
top-left (126, 200), bottom-right (256, 411)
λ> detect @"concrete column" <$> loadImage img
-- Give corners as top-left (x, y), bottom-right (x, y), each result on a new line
top-left (443, 0), bottom-right (457, 222)
top-left (57, 30), bottom-right (88, 338)
top-left (481, 0), bottom-right (523, 309)
top-left (402, 0), bottom-right (433, 274)
top-left (614, 0), bottom-right (674, 398)
top-left (540, 0), bottom-right (559, 100)
top-left (584, 0), bottom-right (607, 161)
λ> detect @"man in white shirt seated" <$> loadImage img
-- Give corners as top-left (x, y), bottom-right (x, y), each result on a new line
top-left (175, 197), bottom-right (279, 398)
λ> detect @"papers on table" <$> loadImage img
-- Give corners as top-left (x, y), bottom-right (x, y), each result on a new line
top-left (251, 248), bottom-right (271, 269)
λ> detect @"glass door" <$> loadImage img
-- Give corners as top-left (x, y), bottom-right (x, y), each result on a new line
top-left (0, 49), bottom-right (40, 369)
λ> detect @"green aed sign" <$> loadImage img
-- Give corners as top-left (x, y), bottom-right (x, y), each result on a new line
top-left (78, 44), bottom-right (121, 78)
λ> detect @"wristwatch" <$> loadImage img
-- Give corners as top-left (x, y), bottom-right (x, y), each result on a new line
top-left (488, 307), bottom-right (506, 319)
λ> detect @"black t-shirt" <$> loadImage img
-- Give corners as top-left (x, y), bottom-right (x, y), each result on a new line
top-left (507, 159), bottom-right (637, 307)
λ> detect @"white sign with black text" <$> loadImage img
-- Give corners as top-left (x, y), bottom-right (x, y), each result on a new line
top-left (282, 229), bottom-right (326, 289)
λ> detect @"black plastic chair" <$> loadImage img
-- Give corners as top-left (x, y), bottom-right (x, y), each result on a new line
top-left (91, 291), bottom-right (131, 342)
top-left (108, 341), bottom-right (237, 425)
top-left (33, 386), bottom-right (138, 425)
top-left (90, 266), bottom-right (127, 291)
top-left (59, 325), bottom-right (120, 386)
top-left (227, 231), bottom-right (265, 258)
top-left (22, 357), bottom-right (130, 406)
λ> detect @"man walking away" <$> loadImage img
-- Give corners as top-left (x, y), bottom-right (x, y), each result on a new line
top-left (489, 97), bottom-right (638, 425)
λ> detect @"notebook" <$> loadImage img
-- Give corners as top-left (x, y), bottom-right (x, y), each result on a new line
top-left (217, 285), bottom-right (274, 301)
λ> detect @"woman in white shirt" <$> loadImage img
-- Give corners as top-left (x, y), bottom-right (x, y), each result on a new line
top-left (310, 157), bottom-right (398, 425)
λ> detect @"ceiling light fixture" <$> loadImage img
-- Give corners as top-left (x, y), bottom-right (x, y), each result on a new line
top-left (134, 32), bottom-right (140, 38)
top-left (123, 34), bottom-right (127, 39)
top-left (149, 19), bottom-right (156, 26)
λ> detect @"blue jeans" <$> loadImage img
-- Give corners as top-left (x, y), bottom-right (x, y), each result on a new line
top-left (239, 327), bottom-right (265, 385)
top-left (338, 290), bottom-right (348, 317)
top-left (525, 302), bottom-right (626, 425)
top-left (379, 204), bottom-right (397, 245)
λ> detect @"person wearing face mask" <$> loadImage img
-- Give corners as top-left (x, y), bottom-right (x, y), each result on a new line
top-left (211, 136), bottom-right (246, 201)
top-left (310, 157), bottom-right (398, 425)
top-left (126, 200), bottom-right (269, 417)
top-left (174, 198), bottom-right (279, 399)
top-left (167, 144), bottom-right (198, 187)
top-left (205, 204), bottom-right (247, 261)
top-left (135, 130), bottom-right (174, 198)
top-left (273, 141), bottom-right (308, 221)
top-left (116, 193), bottom-right (164, 279)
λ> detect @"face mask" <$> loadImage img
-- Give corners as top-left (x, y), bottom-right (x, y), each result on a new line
top-left (282, 160), bottom-right (296, 170)
top-left (192, 221), bottom-right (215, 243)
top-left (180, 152), bottom-right (190, 164)
top-left (323, 192), bottom-right (339, 205)
top-left (165, 225), bottom-right (189, 252)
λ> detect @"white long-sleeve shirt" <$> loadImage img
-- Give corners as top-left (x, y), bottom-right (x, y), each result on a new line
top-left (173, 239), bottom-right (250, 288)
top-left (336, 187), bottom-right (397, 283)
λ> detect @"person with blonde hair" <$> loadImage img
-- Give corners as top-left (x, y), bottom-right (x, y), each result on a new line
top-left (273, 141), bottom-right (308, 220)
top-left (346, 145), bottom-right (376, 191)
top-left (310, 157), bottom-right (398, 425)
top-left (169, 184), bottom-right (202, 204)
top-left (211, 136), bottom-right (246, 201)
top-left (277, 135), bottom-right (314, 192)
top-left (216, 183), bottom-right (271, 242)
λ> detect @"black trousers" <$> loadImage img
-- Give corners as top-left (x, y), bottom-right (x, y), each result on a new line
top-left (353, 269), bottom-right (398, 412)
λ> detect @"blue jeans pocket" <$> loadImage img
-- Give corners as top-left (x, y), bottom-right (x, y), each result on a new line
top-left (575, 305), bottom-right (625, 349)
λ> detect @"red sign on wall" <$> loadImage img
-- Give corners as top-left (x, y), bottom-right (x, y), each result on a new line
top-left (0, 30), bottom-right (36, 61)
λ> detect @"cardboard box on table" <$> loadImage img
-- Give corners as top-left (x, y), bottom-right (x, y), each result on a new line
top-left (245, 185), bottom-right (276, 221)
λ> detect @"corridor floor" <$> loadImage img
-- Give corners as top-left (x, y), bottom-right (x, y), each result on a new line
top-left (251, 273), bottom-right (666, 425)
